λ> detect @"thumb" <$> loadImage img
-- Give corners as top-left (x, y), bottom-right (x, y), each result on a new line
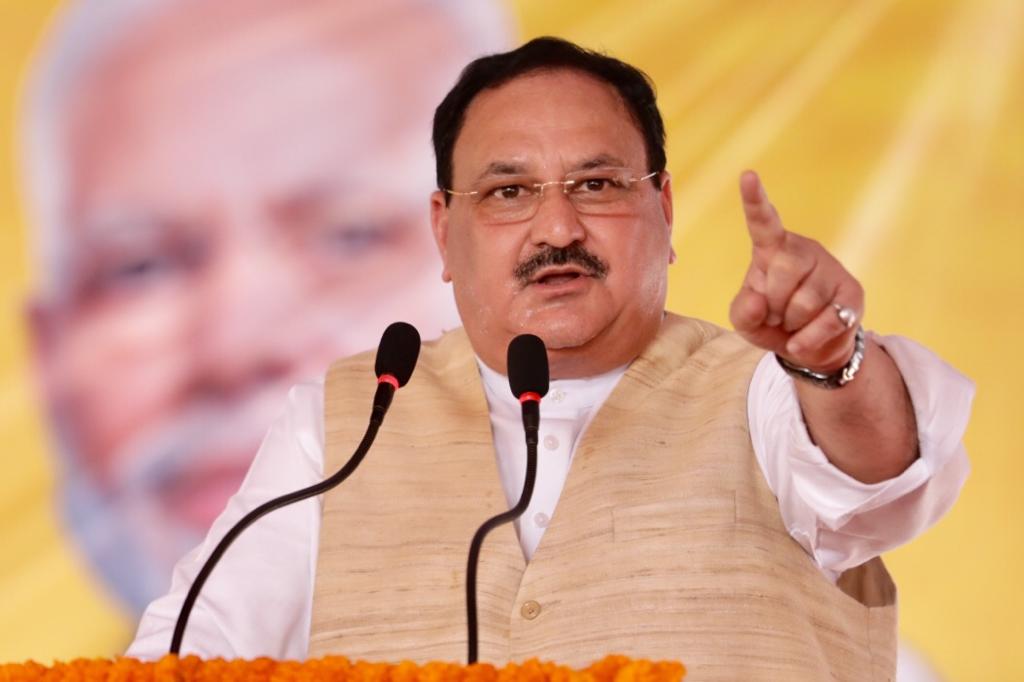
top-left (730, 285), bottom-right (769, 333)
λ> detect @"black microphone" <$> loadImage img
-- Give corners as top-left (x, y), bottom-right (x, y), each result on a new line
top-left (507, 333), bottom-right (549, 445)
top-left (170, 322), bottom-right (421, 655)
top-left (372, 321), bottom-right (421, 423)
top-left (465, 334), bottom-right (549, 663)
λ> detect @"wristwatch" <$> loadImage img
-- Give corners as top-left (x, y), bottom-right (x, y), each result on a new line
top-left (775, 326), bottom-right (865, 389)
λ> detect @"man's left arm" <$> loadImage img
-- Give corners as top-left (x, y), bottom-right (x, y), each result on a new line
top-left (730, 170), bottom-right (941, 483)
top-left (791, 336), bottom-right (916, 483)
top-left (747, 332), bottom-right (973, 576)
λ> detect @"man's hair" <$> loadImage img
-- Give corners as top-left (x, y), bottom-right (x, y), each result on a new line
top-left (432, 36), bottom-right (667, 194)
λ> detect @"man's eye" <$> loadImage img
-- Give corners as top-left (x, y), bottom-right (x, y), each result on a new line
top-left (97, 255), bottom-right (180, 289)
top-left (486, 184), bottom-right (528, 200)
top-left (318, 223), bottom-right (389, 257)
top-left (575, 176), bottom-right (626, 193)
top-left (581, 178), bottom-right (610, 192)
top-left (70, 251), bottom-right (184, 303)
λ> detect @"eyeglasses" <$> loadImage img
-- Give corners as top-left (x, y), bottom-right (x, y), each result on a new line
top-left (444, 167), bottom-right (661, 224)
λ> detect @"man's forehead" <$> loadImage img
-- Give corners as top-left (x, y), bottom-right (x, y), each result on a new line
top-left (451, 69), bottom-right (648, 182)
top-left (64, 0), bottom-right (465, 209)
top-left (77, 0), bottom-right (461, 101)
top-left (95, 0), bottom-right (452, 64)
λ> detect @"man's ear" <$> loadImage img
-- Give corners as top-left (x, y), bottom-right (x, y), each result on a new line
top-left (659, 171), bottom-right (674, 228)
top-left (429, 191), bottom-right (452, 282)
top-left (659, 172), bottom-right (676, 263)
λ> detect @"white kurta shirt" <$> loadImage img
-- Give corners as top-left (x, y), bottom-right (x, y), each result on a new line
top-left (127, 334), bottom-right (973, 661)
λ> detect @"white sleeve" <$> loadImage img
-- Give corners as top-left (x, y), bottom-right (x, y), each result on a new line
top-left (748, 334), bottom-right (974, 581)
top-left (125, 378), bottom-right (326, 660)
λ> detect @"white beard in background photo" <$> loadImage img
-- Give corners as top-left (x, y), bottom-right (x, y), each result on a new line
top-left (55, 389), bottom-right (288, 614)
top-left (45, 228), bottom-right (460, 615)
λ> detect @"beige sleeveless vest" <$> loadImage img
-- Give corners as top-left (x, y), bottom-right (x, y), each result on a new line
top-left (309, 314), bottom-right (896, 680)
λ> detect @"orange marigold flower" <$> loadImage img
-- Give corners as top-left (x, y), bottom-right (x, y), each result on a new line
top-left (0, 655), bottom-right (683, 682)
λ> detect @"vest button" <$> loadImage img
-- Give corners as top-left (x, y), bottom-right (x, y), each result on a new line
top-left (520, 600), bottom-right (542, 620)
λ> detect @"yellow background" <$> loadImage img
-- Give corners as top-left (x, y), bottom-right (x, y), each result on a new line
top-left (1, 1), bottom-right (1022, 679)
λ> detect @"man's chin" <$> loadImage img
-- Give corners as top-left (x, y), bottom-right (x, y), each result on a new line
top-left (159, 459), bottom-right (253, 531)
top-left (515, 307), bottom-right (606, 351)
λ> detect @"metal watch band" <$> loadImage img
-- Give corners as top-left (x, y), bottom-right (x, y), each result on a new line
top-left (775, 326), bottom-right (865, 389)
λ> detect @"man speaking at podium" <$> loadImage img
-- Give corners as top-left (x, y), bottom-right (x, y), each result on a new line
top-left (128, 38), bottom-right (972, 680)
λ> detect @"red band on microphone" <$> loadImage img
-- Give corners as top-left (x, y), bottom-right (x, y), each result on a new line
top-left (518, 391), bottom-right (541, 404)
top-left (377, 374), bottom-right (400, 390)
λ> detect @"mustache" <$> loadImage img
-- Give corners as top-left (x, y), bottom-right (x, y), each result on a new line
top-left (513, 244), bottom-right (609, 284)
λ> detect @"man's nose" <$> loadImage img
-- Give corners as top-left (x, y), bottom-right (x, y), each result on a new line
top-left (190, 221), bottom-right (300, 399)
top-left (527, 187), bottom-right (587, 248)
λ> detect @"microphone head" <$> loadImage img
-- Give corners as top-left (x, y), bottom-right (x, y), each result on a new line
top-left (507, 334), bottom-right (549, 400)
top-left (375, 322), bottom-right (421, 387)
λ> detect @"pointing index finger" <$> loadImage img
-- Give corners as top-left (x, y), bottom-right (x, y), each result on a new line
top-left (740, 170), bottom-right (786, 250)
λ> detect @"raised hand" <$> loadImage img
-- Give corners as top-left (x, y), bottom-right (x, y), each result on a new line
top-left (729, 170), bottom-right (863, 374)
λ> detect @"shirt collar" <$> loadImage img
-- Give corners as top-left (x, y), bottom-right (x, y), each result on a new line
top-left (476, 357), bottom-right (629, 422)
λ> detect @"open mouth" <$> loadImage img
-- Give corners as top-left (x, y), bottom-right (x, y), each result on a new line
top-left (531, 267), bottom-right (589, 286)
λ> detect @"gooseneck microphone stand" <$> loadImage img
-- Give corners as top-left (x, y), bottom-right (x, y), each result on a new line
top-left (465, 334), bottom-right (549, 664)
top-left (170, 322), bottom-right (420, 655)
top-left (170, 410), bottom-right (380, 654)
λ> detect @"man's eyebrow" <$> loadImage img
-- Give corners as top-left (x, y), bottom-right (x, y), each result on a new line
top-left (575, 154), bottom-right (629, 170)
top-left (473, 161), bottom-right (529, 183)
top-left (77, 211), bottom-right (169, 242)
top-left (470, 154), bottom-right (632, 184)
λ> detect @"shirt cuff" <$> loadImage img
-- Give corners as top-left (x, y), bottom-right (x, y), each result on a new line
top-left (755, 332), bottom-right (975, 532)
